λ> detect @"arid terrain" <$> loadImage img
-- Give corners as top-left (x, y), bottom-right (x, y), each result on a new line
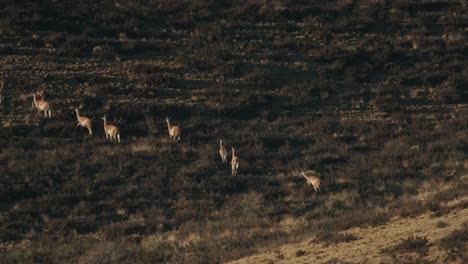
top-left (230, 175), bottom-right (468, 264)
top-left (0, 1), bottom-right (467, 263)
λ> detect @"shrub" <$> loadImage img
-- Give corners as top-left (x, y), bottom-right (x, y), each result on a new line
top-left (56, 45), bottom-right (84, 58)
top-left (216, 61), bottom-right (242, 78)
top-left (41, 32), bottom-right (66, 48)
top-left (142, 73), bottom-right (175, 88)
top-left (314, 231), bottom-right (359, 246)
top-left (439, 223), bottom-right (468, 262)
top-left (382, 236), bottom-right (430, 256)
top-left (0, 46), bottom-right (16, 55)
top-left (132, 64), bottom-right (160, 75)
top-left (92, 45), bottom-right (116, 60)
top-left (18, 36), bottom-right (44, 48)
top-left (175, 44), bottom-right (232, 71)
top-left (241, 69), bottom-right (271, 87)
top-left (77, 241), bottom-right (138, 264)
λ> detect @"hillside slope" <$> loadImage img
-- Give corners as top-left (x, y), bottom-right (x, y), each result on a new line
top-left (231, 175), bottom-right (468, 264)
top-left (0, 1), bottom-right (467, 263)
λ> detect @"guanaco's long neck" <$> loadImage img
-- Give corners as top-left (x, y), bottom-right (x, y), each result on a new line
top-left (220, 140), bottom-right (223, 149)
top-left (103, 118), bottom-right (107, 130)
top-left (33, 94), bottom-right (38, 106)
top-left (166, 120), bottom-right (171, 132)
top-left (232, 147), bottom-right (235, 157)
top-left (75, 110), bottom-right (81, 120)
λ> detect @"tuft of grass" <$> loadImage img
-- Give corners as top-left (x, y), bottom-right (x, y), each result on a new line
top-left (295, 249), bottom-right (307, 257)
top-left (313, 232), bottom-right (359, 246)
top-left (382, 236), bottom-right (430, 256)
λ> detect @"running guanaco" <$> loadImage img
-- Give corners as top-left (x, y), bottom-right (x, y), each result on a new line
top-left (231, 147), bottom-right (239, 176)
top-left (166, 117), bottom-right (181, 142)
top-left (75, 108), bottom-right (93, 135)
top-left (300, 170), bottom-right (321, 193)
top-left (219, 139), bottom-right (227, 163)
top-left (102, 115), bottom-right (120, 143)
top-left (32, 93), bottom-right (51, 118)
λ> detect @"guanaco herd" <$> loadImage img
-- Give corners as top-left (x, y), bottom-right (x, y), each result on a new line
top-left (0, 80), bottom-right (322, 193)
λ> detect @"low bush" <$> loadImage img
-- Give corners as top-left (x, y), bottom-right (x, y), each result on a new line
top-left (439, 223), bottom-right (468, 262)
top-left (382, 236), bottom-right (430, 257)
top-left (240, 69), bottom-right (271, 87)
top-left (314, 231), bottom-right (359, 245)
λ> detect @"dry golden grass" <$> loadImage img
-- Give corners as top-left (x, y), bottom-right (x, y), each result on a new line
top-left (229, 202), bottom-right (468, 264)
top-left (229, 176), bottom-right (468, 264)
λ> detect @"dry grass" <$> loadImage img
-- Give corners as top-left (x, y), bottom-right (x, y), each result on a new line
top-left (229, 201), bottom-right (468, 264)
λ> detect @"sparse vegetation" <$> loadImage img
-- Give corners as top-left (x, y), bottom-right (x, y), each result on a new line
top-left (439, 222), bottom-right (468, 262)
top-left (314, 232), bottom-right (359, 246)
top-left (382, 236), bottom-right (430, 256)
top-left (0, 1), bottom-right (467, 263)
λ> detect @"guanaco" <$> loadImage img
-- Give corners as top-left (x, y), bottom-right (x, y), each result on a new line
top-left (166, 117), bottom-right (181, 142)
top-left (219, 139), bottom-right (227, 163)
top-left (301, 170), bottom-right (321, 193)
top-left (0, 80), bottom-right (4, 104)
top-left (32, 84), bottom-right (46, 108)
top-left (32, 93), bottom-right (51, 118)
top-left (75, 108), bottom-right (93, 135)
top-left (102, 115), bottom-right (120, 143)
top-left (231, 147), bottom-right (239, 176)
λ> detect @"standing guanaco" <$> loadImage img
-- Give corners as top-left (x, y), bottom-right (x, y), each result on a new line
top-left (231, 147), bottom-right (239, 176)
top-left (102, 115), bottom-right (120, 143)
top-left (166, 117), bottom-right (181, 142)
top-left (300, 170), bottom-right (321, 193)
top-left (32, 84), bottom-right (46, 108)
top-left (75, 108), bottom-right (93, 135)
top-left (0, 80), bottom-right (4, 104)
top-left (32, 93), bottom-right (51, 118)
top-left (219, 139), bottom-right (227, 163)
